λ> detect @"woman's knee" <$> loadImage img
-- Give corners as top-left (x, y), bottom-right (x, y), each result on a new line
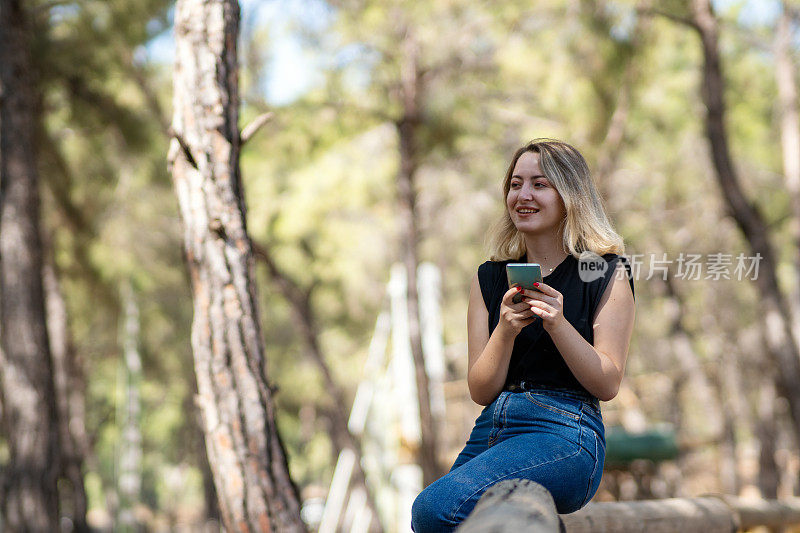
top-left (411, 482), bottom-right (458, 533)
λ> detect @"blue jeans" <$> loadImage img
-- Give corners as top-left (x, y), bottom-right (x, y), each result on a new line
top-left (411, 388), bottom-right (605, 532)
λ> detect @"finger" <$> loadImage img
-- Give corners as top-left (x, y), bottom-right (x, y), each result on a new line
top-left (530, 301), bottom-right (554, 319)
top-left (503, 286), bottom-right (524, 305)
top-left (530, 282), bottom-right (559, 297)
top-left (503, 303), bottom-right (533, 319)
top-left (522, 289), bottom-right (555, 304)
top-left (518, 307), bottom-right (536, 318)
top-left (507, 289), bottom-right (535, 308)
top-left (515, 313), bottom-right (537, 325)
top-left (511, 302), bottom-right (533, 312)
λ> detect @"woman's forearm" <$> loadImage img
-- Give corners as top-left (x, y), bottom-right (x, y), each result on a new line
top-left (546, 320), bottom-right (622, 401)
top-left (467, 324), bottom-right (517, 405)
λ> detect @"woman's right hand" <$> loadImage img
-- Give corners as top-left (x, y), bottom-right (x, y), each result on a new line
top-left (498, 286), bottom-right (537, 336)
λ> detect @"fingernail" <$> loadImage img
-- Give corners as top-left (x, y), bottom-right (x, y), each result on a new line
top-left (516, 286), bottom-right (523, 292)
top-left (533, 282), bottom-right (539, 287)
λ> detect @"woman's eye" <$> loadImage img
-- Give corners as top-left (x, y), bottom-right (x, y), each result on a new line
top-left (535, 182), bottom-right (546, 188)
top-left (511, 182), bottom-right (521, 188)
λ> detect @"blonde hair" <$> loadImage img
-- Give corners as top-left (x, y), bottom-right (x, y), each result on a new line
top-left (487, 138), bottom-right (625, 261)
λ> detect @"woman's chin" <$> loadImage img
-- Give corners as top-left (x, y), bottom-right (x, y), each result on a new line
top-left (515, 224), bottom-right (553, 235)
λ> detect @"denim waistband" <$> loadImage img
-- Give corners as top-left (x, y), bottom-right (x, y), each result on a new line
top-left (505, 381), bottom-right (599, 406)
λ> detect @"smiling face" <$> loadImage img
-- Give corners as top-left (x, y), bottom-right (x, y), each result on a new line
top-left (506, 151), bottom-right (566, 236)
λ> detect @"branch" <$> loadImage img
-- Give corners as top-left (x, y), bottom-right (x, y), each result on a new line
top-left (167, 127), bottom-right (199, 170)
top-left (713, 16), bottom-right (771, 52)
top-left (62, 74), bottom-right (148, 147)
top-left (116, 47), bottom-right (203, 171)
top-left (251, 240), bottom-right (311, 309)
top-left (35, 0), bottom-right (86, 13)
top-left (39, 133), bottom-right (93, 235)
top-left (636, 5), bottom-right (700, 32)
top-left (419, 54), bottom-right (496, 85)
top-left (786, 2), bottom-right (800, 24)
top-left (240, 112), bottom-right (274, 145)
top-left (311, 98), bottom-right (394, 123)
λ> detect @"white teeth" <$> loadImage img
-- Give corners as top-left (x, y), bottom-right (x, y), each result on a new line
top-left (518, 209), bottom-right (538, 214)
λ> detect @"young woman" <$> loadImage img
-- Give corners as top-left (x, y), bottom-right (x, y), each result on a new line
top-left (411, 139), bottom-right (636, 532)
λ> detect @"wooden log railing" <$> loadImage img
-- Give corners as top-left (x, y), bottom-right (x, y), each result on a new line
top-left (457, 479), bottom-right (800, 532)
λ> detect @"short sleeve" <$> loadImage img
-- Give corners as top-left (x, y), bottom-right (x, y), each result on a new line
top-left (587, 254), bottom-right (634, 325)
top-left (477, 261), bottom-right (495, 310)
top-left (597, 254), bottom-right (635, 303)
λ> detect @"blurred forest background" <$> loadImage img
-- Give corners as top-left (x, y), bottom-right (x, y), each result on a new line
top-left (2, 0), bottom-right (800, 531)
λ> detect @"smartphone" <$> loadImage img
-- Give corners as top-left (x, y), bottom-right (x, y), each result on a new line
top-left (506, 263), bottom-right (543, 304)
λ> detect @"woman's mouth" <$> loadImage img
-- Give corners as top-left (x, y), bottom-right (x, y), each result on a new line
top-left (516, 208), bottom-right (539, 215)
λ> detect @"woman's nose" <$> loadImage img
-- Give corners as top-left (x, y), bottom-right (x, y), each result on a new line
top-left (519, 183), bottom-right (535, 199)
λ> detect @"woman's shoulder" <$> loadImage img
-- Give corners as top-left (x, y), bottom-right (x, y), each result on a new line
top-left (477, 258), bottom-right (517, 296)
top-left (476, 260), bottom-right (511, 309)
top-left (596, 252), bottom-right (630, 270)
top-left (477, 257), bottom-right (518, 277)
top-left (478, 258), bottom-right (513, 267)
top-left (478, 259), bottom-right (505, 279)
top-left (599, 253), bottom-right (633, 272)
top-left (596, 252), bottom-right (635, 298)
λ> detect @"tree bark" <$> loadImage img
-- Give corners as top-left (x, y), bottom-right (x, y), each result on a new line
top-left (184, 379), bottom-right (222, 525)
top-left (169, 1), bottom-right (305, 530)
top-left (0, 0), bottom-right (61, 530)
top-left (687, 0), bottom-right (800, 448)
top-left (43, 257), bottom-right (90, 533)
top-left (395, 30), bottom-right (444, 487)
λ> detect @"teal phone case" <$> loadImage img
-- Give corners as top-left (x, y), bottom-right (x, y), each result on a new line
top-left (506, 263), bottom-right (543, 303)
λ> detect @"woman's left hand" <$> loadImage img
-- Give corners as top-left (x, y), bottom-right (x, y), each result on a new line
top-left (522, 282), bottom-right (568, 333)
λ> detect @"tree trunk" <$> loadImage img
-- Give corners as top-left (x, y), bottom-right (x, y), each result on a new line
top-left (662, 272), bottom-right (723, 441)
top-left (715, 348), bottom-right (742, 495)
top-left (199, 427), bottom-right (222, 526)
top-left (0, 0), bottom-right (61, 530)
top-left (774, 3), bottom-right (800, 343)
top-left (688, 0), bottom-right (800, 448)
top-left (185, 381), bottom-right (222, 525)
top-left (168, 1), bottom-right (305, 530)
top-left (395, 30), bottom-right (444, 487)
top-left (118, 282), bottom-right (143, 531)
top-left (43, 257), bottom-right (90, 533)
top-left (755, 369), bottom-right (780, 499)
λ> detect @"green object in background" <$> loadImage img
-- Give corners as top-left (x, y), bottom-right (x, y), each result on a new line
top-left (604, 425), bottom-right (679, 466)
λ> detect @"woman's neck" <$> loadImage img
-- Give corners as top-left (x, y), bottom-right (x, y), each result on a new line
top-left (522, 234), bottom-right (568, 271)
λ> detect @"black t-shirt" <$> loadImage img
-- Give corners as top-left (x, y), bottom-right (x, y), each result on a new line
top-left (477, 253), bottom-right (635, 396)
